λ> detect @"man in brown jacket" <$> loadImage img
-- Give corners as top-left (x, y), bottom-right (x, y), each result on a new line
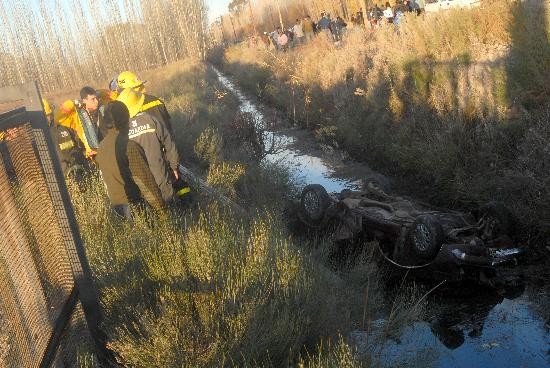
top-left (96, 101), bottom-right (166, 220)
top-left (303, 16), bottom-right (314, 42)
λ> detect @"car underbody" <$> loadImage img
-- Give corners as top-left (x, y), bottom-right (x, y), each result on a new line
top-left (293, 175), bottom-right (524, 286)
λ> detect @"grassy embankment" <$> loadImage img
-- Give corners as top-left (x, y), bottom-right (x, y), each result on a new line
top-left (68, 60), bottom-right (424, 367)
top-left (213, 0), bottom-right (550, 243)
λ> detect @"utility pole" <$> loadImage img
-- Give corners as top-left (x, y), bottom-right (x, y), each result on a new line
top-left (249, 0), bottom-right (257, 34)
top-left (218, 16), bottom-right (226, 44)
top-left (276, 0), bottom-right (284, 30)
top-left (228, 13), bottom-right (238, 42)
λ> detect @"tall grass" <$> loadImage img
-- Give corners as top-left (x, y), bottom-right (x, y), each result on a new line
top-left (72, 178), bottom-right (314, 366)
top-left (0, 0), bottom-right (207, 91)
top-left (213, 0), bottom-right (550, 237)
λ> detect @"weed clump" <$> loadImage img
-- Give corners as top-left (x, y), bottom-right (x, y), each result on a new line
top-left (195, 127), bottom-right (223, 165)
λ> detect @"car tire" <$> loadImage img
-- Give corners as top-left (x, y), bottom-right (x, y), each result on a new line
top-left (300, 184), bottom-right (331, 223)
top-left (363, 173), bottom-right (391, 193)
top-left (479, 201), bottom-right (515, 238)
top-left (408, 215), bottom-right (444, 261)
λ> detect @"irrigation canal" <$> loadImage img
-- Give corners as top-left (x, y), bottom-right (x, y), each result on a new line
top-left (213, 66), bottom-right (550, 368)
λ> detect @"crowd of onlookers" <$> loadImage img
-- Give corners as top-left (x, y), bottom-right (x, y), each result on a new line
top-left (249, 0), bottom-right (425, 50)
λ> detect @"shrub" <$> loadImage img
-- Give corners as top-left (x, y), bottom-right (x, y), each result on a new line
top-left (195, 127), bottom-right (223, 165)
top-left (206, 161), bottom-right (246, 198)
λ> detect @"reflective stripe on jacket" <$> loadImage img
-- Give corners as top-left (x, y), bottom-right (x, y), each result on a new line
top-left (141, 94), bottom-right (173, 135)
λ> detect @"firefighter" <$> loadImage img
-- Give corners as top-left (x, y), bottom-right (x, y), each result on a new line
top-left (44, 98), bottom-right (88, 177)
top-left (117, 88), bottom-right (181, 203)
top-left (54, 99), bottom-right (97, 158)
top-left (96, 101), bottom-right (166, 220)
top-left (116, 71), bottom-right (174, 135)
top-left (45, 99), bottom-right (87, 175)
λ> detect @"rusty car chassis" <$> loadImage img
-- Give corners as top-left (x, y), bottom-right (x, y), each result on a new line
top-left (296, 177), bottom-right (524, 284)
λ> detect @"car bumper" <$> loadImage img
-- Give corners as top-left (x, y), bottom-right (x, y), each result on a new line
top-left (435, 243), bottom-right (524, 267)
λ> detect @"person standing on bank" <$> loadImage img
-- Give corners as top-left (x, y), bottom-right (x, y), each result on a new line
top-left (383, 2), bottom-right (394, 23)
top-left (43, 98), bottom-right (88, 177)
top-left (117, 88), bottom-right (180, 203)
top-left (79, 86), bottom-right (109, 144)
top-left (96, 101), bottom-right (166, 219)
top-left (302, 16), bottom-right (314, 42)
top-left (293, 18), bottom-right (305, 45)
top-left (116, 71), bottom-right (174, 136)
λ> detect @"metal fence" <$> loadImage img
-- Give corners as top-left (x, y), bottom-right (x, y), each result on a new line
top-left (0, 83), bottom-right (110, 367)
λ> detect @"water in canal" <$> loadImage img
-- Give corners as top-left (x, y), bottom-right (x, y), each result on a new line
top-left (213, 66), bottom-right (550, 368)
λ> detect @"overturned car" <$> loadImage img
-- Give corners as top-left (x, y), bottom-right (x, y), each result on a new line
top-left (295, 175), bottom-right (524, 284)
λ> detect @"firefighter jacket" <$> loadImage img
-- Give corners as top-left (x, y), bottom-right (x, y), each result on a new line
top-left (50, 125), bottom-right (87, 175)
top-left (127, 111), bottom-right (179, 202)
top-left (54, 101), bottom-right (105, 157)
top-left (96, 128), bottom-right (165, 210)
top-left (142, 94), bottom-right (173, 135)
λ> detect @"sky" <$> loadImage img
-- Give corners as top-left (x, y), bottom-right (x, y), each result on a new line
top-left (207, 0), bottom-right (231, 23)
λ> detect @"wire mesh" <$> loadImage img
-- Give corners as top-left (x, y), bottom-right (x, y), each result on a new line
top-left (0, 122), bottom-right (83, 367)
top-left (51, 302), bottom-right (97, 368)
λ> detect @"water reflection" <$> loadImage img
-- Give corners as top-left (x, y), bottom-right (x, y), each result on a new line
top-left (213, 67), bottom-right (358, 193)
top-left (352, 282), bottom-right (549, 368)
top-left (428, 284), bottom-right (525, 350)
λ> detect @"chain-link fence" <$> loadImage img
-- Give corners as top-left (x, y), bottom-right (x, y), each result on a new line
top-left (0, 83), bottom-right (110, 367)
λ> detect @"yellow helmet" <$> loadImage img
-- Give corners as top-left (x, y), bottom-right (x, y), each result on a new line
top-left (42, 98), bottom-right (52, 116)
top-left (117, 71), bottom-right (147, 90)
top-left (117, 88), bottom-right (145, 118)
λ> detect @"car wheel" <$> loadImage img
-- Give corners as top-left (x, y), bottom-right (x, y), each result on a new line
top-left (408, 215), bottom-right (444, 261)
top-left (479, 202), bottom-right (515, 238)
top-left (363, 173), bottom-right (391, 193)
top-left (300, 184), bottom-right (331, 223)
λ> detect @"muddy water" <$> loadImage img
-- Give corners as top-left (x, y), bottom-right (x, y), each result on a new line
top-left (213, 67), bottom-right (550, 367)
top-left (353, 288), bottom-right (549, 367)
top-left (213, 68), bottom-right (359, 192)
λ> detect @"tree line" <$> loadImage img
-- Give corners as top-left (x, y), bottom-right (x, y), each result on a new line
top-left (0, 0), bottom-right (207, 91)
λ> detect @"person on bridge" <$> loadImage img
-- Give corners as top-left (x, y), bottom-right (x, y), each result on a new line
top-left (117, 88), bottom-right (181, 204)
top-left (96, 100), bottom-right (166, 220)
top-left (116, 71), bottom-right (174, 136)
